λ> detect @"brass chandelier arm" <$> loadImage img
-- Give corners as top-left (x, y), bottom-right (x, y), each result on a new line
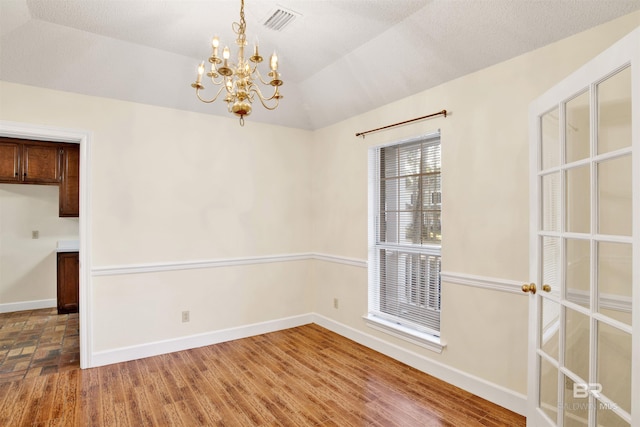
top-left (250, 83), bottom-right (281, 101)
top-left (253, 67), bottom-right (273, 86)
top-left (206, 67), bottom-right (226, 86)
top-left (246, 61), bottom-right (260, 78)
top-left (195, 85), bottom-right (226, 104)
top-left (253, 67), bottom-right (283, 88)
top-left (208, 75), bottom-right (226, 86)
top-left (250, 86), bottom-right (281, 110)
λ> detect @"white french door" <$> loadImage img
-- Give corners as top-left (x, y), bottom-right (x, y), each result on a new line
top-left (527, 28), bottom-right (639, 426)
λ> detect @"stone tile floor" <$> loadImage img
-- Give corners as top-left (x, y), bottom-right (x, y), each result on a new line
top-left (0, 308), bottom-right (79, 383)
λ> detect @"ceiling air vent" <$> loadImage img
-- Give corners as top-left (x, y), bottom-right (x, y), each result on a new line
top-left (262, 7), bottom-right (299, 32)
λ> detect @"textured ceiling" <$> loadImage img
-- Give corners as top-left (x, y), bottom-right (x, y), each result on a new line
top-left (1, 0), bottom-right (640, 130)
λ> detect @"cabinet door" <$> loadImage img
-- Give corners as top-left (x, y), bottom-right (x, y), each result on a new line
top-left (59, 144), bottom-right (80, 217)
top-left (0, 141), bottom-right (21, 183)
top-left (57, 252), bottom-right (79, 314)
top-left (22, 143), bottom-right (61, 184)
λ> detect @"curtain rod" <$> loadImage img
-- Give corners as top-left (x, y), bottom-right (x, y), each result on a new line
top-left (355, 109), bottom-right (447, 138)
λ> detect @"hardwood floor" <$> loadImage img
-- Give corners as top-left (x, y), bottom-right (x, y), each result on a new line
top-left (0, 323), bottom-right (525, 426)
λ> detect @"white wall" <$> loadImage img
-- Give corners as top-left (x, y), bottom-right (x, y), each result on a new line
top-left (0, 183), bottom-right (78, 310)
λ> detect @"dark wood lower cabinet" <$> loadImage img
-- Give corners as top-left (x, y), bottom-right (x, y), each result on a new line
top-left (57, 252), bottom-right (79, 314)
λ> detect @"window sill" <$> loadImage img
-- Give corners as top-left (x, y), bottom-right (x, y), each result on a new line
top-left (363, 315), bottom-right (446, 354)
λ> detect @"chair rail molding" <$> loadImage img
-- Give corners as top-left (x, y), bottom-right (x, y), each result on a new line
top-left (92, 252), bottom-right (367, 276)
top-left (440, 271), bottom-right (526, 295)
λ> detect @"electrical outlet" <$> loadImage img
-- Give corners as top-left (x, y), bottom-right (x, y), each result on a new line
top-left (32, 230), bottom-right (39, 239)
top-left (333, 298), bottom-right (339, 309)
top-left (182, 311), bottom-right (190, 322)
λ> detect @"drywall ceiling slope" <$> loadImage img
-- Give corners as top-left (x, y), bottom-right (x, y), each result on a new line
top-left (1, 0), bottom-right (639, 130)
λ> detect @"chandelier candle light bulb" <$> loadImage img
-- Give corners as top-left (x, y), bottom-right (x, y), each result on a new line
top-left (211, 36), bottom-right (219, 58)
top-left (196, 62), bottom-right (205, 84)
top-left (191, 0), bottom-right (283, 126)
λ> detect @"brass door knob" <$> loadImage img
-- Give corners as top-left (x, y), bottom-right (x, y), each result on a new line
top-left (522, 283), bottom-right (537, 294)
top-left (542, 284), bottom-right (551, 292)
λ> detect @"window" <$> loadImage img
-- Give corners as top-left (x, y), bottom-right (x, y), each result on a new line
top-left (367, 133), bottom-right (442, 349)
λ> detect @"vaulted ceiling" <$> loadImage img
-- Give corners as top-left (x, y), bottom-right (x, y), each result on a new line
top-left (2, 1), bottom-right (639, 130)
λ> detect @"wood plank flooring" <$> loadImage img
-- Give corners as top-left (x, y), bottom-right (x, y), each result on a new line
top-left (0, 323), bottom-right (525, 426)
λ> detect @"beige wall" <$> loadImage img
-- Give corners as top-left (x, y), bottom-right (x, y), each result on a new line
top-left (92, 261), bottom-right (313, 350)
top-left (0, 183), bottom-right (78, 307)
top-left (0, 9), bottom-right (638, 409)
top-left (0, 82), bottom-right (314, 352)
top-left (310, 11), bottom-right (639, 397)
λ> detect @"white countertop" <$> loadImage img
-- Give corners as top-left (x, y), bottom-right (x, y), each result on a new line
top-left (56, 240), bottom-right (79, 252)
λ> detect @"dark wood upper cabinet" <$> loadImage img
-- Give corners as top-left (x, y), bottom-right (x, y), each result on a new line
top-left (0, 141), bottom-right (22, 182)
top-left (59, 144), bottom-right (80, 217)
top-left (0, 137), bottom-right (79, 217)
top-left (23, 143), bottom-right (62, 184)
top-left (0, 138), bottom-right (61, 184)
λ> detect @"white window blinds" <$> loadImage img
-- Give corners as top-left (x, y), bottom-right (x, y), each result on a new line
top-left (369, 134), bottom-right (442, 336)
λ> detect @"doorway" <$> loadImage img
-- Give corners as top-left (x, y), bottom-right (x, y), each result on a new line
top-left (0, 181), bottom-right (78, 312)
top-left (0, 161), bottom-right (80, 380)
top-left (0, 121), bottom-right (91, 369)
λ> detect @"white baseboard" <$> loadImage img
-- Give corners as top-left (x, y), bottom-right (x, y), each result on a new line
top-left (90, 313), bottom-right (314, 367)
top-left (0, 299), bottom-right (56, 314)
top-left (312, 314), bottom-right (527, 416)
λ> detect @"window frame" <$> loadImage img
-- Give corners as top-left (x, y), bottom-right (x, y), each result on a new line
top-left (365, 131), bottom-right (445, 353)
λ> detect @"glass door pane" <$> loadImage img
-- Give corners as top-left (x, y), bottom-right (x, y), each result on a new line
top-left (565, 165), bottom-right (590, 234)
top-left (540, 356), bottom-right (559, 423)
top-left (541, 298), bottom-right (560, 360)
top-left (597, 155), bottom-right (632, 236)
top-left (597, 67), bottom-right (631, 155)
top-left (565, 239), bottom-right (590, 309)
top-left (596, 321), bottom-right (631, 414)
top-left (566, 91), bottom-right (590, 163)
top-left (563, 375), bottom-right (589, 427)
top-left (564, 307), bottom-right (590, 383)
top-left (597, 241), bottom-right (632, 325)
top-left (542, 173), bottom-right (561, 232)
top-left (597, 405), bottom-right (630, 427)
top-left (542, 108), bottom-right (561, 169)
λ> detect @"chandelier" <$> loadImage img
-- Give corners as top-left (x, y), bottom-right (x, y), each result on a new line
top-left (191, 0), bottom-right (283, 126)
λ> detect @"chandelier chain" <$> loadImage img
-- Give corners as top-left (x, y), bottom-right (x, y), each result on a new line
top-left (235, 0), bottom-right (246, 46)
